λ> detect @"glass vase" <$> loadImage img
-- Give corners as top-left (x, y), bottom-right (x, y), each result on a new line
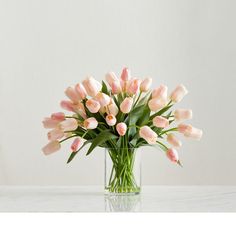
top-left (105, 148), bottom-right (141, 195)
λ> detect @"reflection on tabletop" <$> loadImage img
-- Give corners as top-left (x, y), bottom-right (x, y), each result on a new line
top-left (105, 194), bottom-right (141, 212)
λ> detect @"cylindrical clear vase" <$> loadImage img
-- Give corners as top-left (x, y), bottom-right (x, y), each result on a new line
top-left (105, 148), bottom-right (141, 195)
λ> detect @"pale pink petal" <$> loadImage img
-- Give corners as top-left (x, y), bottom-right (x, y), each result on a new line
top-left (106, 114), bottom-right (117, 126)
top-left (84, 117), bottom-right (98, 129)
top-left (86, 99), bottom-right (101, 113)
top-left (71, 137), bottom-right (84, 152)
top-left (170, 84), bottom-right (188, 103)
top-left (42, 141), bottom-right (61, 155)
top-left (140, 77), bottom-right (152, 92)
top-left (166, 148), bottom-right (179, 163)
top-left (82, 76), bottom-right (102, 97)
top-left (139, 126), bottom-right (157, 144)
top-left (153, 116), bottom-right (169, 128)
top-left (167, 134), bottom-right (182, 147)
top-left (116, 122), bottom-right (127, 136)
top-left (120, 97), bottom-right (133, 113)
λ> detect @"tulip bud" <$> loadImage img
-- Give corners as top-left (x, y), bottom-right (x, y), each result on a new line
top-left (107, 102), bottom-right (119, 116)
top-left (153, 116), bottom-right (169, 128)
top-left (60, 118), bottom-right (78, 131)
top-left (120, 97), bottom-right (133, 113)
top-left (139, 126), bottom-right (158, 144)
top-left (86, 98), bottom-right (101, 113)
top-left (71, 137), bottom-right (84, 152)
top-left (174, 109), bottom-right (192, 121)
top-left (95, 92), bottom-right (110, 107)
top-left (170, 84), bottom-right (188, 103)
top-left (47, 128), bottom-right (64, 141)
top-left (184, 126), bottom-right (203, 140)
top-left (65, 87), bottom-right (81, 103)
top-left (127, 78), bottom-right (141, 95)
top-left (51, 112), bottom-right (65, 122)
top-left (60, 100), bottom-right (75, 112)
top-left (75, 83), bottom-right (87, 100)
top-left (42, 140), bottom-right (61, 155)
top-left (116, 122), bottom-right (127, 136)
top-left (178, 124), bottom-right (202, 140)
top-left (148, 98), bottom-right (166, 112)
top-left (167, 134), bottom-right (182, 147)
top-left (111, 80), bottom-right (122, 94)
top-left (42, 118), bottom-right (60, 129)
top-left (106, 114), bottom-right (117, 126)
top-left (82, 76), bottom-right (102, 97)
top-left (140, 77), bottom-right (152, 92)
top-left (152, 84), bottom-right (168, 100)
top-left (99, 105), bottom-right (107, 114)
top-left (105, 72), bottom-right (119, 87)
top-left (84, 117), bottom-right (98, 129)
top-left (166, 148), bottom-right (179, 163)
top-left (71, 103), bottom-right (87, 119)
top-left (120, 67), bottom-right (131, 81)
top-left (178, 123), bottom-right (192, 134)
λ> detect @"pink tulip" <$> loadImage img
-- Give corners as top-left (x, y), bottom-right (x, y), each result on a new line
top-left (140, 77), bottom-right (152, 92)
top-left (82, 76), bottom-right (102, 97)
top-left (47, 128), bottom-right (64, 141)
top-left (65, 87), bottom-right (81, 103)
top-left (71, 103), bottom-right (87, 119)
top-left (148, 98), bottom-right (166, 112)
top-left (60, 118), bottom-right (78, 131)
top-left (111, 80), bottom-right (122, 94)
top-left (184, 126), bottom-right (203, 140)
top-left (95, 92), bottom-right (110, 107)
top-left (99, 105), bottom-right (107, 114)
top-left (120, 97), bottom-right (133, 113)
top-left (153, 116), bottom-right (169, 128)
top-left (170, 84), bottom-right (188, 103)
top-left (51, 112), bottom-right (65, 122)
top-left (120, 67), bottom-right (131, 81)
top-left (139, 126), bottom-right (157, 144)
top-left (42, 118), bottom-right (60, 129)
top-left (106, 114), bottom-right (117, 126)
top-left (174, 109), bottom-right (192, 121)
top-left (127, 78), bottom-right (141, 95)
top-left (78, 110), bottom-right (87, 119)
top-left (84, 117), bottom-right (98, 129)
top-left (178, 124), bottom-right (193, 134)
top-left (152, 84), bottom-right (168, 100)
top-left (75, 83), bottom-right (87, 100)
top-left (107, 103), bottom-right (119, 116)
top-left (178, 124), bottom-right (202, 140)
top-left (167, 134), bottom-right (182, 147)
top-left (86, 98), bottom-right (101, 113)
top-left (60, 100), bottom-right (74, 112)
top-left (116, 122), bottom-right (127, 136)
top-left (71, 137), bottom-right (84, 152)
top-left (105, 72), bottom-right (119, 87)
top-left (42, 140), bottom-right (61, 155)
top-left (166, 148), bottom-right (179, 163)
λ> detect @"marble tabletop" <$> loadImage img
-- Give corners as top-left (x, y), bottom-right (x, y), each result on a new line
top-left (0, 186), bottom-right (235, 212)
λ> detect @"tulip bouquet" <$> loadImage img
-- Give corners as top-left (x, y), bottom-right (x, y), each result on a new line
top-left (42, 67), bottom-right (202, 194)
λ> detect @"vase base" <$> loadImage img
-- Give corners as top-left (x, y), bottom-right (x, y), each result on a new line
top-left (104, 187), bottom-right (141, 195)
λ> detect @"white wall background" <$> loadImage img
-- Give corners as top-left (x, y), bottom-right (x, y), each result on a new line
top-left (0, 0), bottom-right (235, 185)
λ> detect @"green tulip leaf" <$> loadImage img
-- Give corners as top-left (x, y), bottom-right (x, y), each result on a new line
top-left (86, 130), bottom-right (118, 155)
